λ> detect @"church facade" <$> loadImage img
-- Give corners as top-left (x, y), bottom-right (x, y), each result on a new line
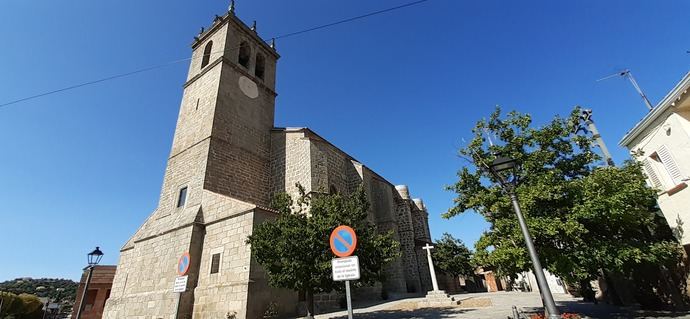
top-left (103, 7), bottom-right (433, 319)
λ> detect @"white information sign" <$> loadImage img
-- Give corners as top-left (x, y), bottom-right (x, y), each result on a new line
top-left (331, 256), bottom-right (360, 281)
top-left (173, 275), bottom-right (188, 293)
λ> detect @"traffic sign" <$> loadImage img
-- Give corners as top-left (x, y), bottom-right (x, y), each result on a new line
top-left (330, 225), bottom-right (357, 257)
top-left (177, 252), bottom-right (191, 276)
top-left (173, 276), bottom-right (188, 293)
top-left (331, 256), bottom-right (360, 281)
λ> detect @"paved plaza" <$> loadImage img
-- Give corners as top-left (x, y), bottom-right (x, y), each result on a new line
top-left (314, 291), bottom-right (690, 319)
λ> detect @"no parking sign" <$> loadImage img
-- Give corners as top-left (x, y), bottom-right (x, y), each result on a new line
top-left (330, 225), bottom-right (357, 257)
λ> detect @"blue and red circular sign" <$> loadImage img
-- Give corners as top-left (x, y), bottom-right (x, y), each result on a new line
top-left (177, 252), bottom-right (191, 276)
top-left (330, 225), bottom-right (357, 257)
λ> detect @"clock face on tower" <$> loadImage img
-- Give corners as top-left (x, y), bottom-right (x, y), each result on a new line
top-left (238, 76), bottom-right (259, 99)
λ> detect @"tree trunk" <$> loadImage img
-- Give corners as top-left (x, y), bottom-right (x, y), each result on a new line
top-left (601, 270), bottom-right (623, 306)
top-left (306, 289), bottom-right (315, 319)
top-left (579, 279), bottom-right (596, 304)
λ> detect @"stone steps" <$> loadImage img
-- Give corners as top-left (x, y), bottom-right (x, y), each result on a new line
top-left (419, 290), bottom-right (461, 307)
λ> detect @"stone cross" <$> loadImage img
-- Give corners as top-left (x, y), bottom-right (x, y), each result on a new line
top-left (422, 243), bottom-right (440, 291)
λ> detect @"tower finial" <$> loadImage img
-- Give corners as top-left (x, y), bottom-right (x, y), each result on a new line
top-left (229, 0), bottom-right (235, 14)
top-left (251, 20), bottom-right (257, 32)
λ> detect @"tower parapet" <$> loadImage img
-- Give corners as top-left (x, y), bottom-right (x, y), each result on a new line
top-left (395, 185), bottom-right (410, 199)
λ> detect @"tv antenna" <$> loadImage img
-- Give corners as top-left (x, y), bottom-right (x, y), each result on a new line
top-left (597, 69), bottom-right (653, 111)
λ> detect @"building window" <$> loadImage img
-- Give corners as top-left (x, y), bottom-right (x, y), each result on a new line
top-left (210, 253), bottom-right (221, 274)
top-left (646, 145), bottom-right (683, 191)
top-left (329, 185), bottom-right (338, 195)
top-left (255, 54), bottom-right (265, 80)
top-left (177, 187), bottom-right (188, 208)
top-left (238, 41), bottom-right (251, 68)
top-left (201, 41), bottom-right (213, 69)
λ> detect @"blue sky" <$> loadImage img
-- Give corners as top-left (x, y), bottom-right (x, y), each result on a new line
top-left (1, 0), bottom-right (689, 282)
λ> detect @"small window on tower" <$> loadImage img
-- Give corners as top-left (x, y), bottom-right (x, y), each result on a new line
top-left (210, 253), bottom-right (221, 274)
top-left (238, 41), bottom-right (251, 68)
top-left (201, 41), bottom-right (213, 69)
top-left (177, 187), bottom-right (188, 208)
top-left (255, 54), bottom-right (265, 80)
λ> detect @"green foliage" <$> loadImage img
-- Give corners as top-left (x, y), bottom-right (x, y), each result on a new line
top-left (446, 107), bottom-right (681, 287)
top-left (247, 184), bottom-right (400, 315)
top-left (433, 233), bottom-right (474, 277)
top-left (0, 291), bottom-right (45, 319)
top-left (0, 278), bottom-right (77, 302)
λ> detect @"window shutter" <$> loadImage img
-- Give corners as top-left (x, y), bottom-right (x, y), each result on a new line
top-left (643, 159), bottom-right (662, 189)
top-left (658, 145), bottom-right (682, 184)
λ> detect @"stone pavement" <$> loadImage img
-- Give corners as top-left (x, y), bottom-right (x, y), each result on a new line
top-left (313, 291), bottom-right (690, 319)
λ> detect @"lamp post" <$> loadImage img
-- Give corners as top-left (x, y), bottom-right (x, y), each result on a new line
top-left (75, 247), bottom-right (103, 319)
top-left (487, 155), bottom-right (560, 319)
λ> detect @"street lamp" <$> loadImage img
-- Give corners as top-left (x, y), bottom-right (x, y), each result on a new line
top-left (487, 155), bottom-right (560, 319)
top-left (75, 247), bottom-right (103, 319)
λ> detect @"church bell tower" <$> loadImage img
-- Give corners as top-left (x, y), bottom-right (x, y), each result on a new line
top-left (159, 4), bottom-right (280, 216)
top-left (103, 5), bottom-right (286, 319)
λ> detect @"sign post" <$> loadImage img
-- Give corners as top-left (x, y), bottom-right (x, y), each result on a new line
top-left (174, 252), bottom-right (191, 319)
top-left (330, 226), bottom-right (358, 319)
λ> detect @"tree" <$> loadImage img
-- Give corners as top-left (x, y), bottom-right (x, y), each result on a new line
top-left (0, 292), bottom-right (45, 319)
top-left (445, 107), bottom-right (682, 306)
top-left (433, 233), bottom-right (474, 278)
top-left (247, 184), bottom-right (400, 318)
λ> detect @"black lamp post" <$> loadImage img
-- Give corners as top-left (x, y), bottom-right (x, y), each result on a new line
top-left (488, 155), bottom-right (560, 319)
top-left (75, 247), bottom-right (103, 319)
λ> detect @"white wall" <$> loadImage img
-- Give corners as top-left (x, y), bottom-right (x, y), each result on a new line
top-left (627, 109), bottom-right (690, 245)
top-left (516, 270), bottom-right (567, 294)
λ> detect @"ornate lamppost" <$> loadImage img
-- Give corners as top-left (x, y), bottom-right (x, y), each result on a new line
top-left (487, 155), bottom-right (560, 319)
top-left (75, 247), bottom-right (103, 319)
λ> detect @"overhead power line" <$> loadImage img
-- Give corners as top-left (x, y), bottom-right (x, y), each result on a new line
top-left (0, 0), bottom-right (431, 109)
top-left (274, 0), bottom-right (430, 40)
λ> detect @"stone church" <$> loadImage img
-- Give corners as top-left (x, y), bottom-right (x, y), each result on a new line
top-left (103, 5), bottom-right (433, 319)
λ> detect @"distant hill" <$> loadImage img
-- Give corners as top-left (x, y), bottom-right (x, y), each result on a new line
top-left (0, 278), bottom-right (78, 302)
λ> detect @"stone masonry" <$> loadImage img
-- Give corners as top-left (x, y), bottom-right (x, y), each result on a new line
top-left (103, 8), bottom-right (433, 319)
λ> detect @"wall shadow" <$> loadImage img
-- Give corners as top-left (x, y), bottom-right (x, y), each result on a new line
top-left (329, 307), bottom-right (474, 319)
top-left (528, 300), bottom-right (690, 319)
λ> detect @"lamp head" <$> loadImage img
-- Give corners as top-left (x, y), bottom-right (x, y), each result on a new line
top-left (490, 155), bottom-right (516, 173)
top-left (87, 247), bottom-right (104, 266)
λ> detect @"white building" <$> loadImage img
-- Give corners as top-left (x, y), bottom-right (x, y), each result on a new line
top-left (515, 270), bottom-right (567, 294)
top-left (620, 71), bottom-right (690, 247)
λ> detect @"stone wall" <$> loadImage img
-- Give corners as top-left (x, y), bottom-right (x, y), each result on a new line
top-left (269, 129), bottom-right (312, 199)
top-left (103, 222), bottom-right (203, 319)
top-left (394, 195), bottom-right (422, 293)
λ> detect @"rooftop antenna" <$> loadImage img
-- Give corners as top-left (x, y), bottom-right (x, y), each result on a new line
top-left (597, 69), bottom-right (653, 111)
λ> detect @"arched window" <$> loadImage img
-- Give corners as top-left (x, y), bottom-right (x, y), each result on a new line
top-left (329, 185), bottom-right (338, 195)
top-left (238, 41), bottom-right (251, 68)
top-left (201, 41), bottom-right (213, 69)
top-left (255, 54), bottom-right (265, 80)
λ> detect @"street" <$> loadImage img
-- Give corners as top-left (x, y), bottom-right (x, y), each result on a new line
top-left (315, 292), bottom-right (690, 319)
